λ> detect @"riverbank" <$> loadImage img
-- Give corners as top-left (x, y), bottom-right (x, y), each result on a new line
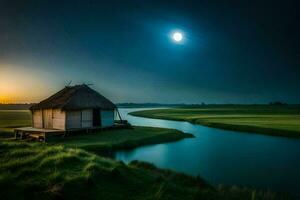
top-left (48, 126), bottom-right (194, 154)
top-left (129, 105), bottom-right (300, 138)
top-left (0, 109), bottom-right (293, 199)
top-left (0, 141), bottom-right (288, 199)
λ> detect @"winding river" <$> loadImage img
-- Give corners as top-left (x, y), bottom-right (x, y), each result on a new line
top-left (115, 108), bottom-right (300, 197)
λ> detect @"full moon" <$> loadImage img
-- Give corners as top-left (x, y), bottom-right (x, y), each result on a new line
top-left (172, 32), bottom-right (183, 42)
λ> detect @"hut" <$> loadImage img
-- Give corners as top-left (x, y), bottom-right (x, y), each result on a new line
top-left (29, 84), bottom-right (117, 131)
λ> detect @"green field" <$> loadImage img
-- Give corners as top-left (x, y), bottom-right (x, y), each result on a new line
top-left (0, 110), bottom-right (292, 199)
top-left (0, 110), bottom-right (31, 133)
top-left (130, 105), bottom-right (300, 138)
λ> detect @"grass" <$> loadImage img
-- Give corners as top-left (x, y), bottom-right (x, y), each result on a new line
top-left (129, 105), bottom-right (300, 138)
top-left (0, 110), bottom-right (192, 152)
top-left (0, 110), bottom-right (193, 155)
top-left (0, 109), bottom-right (293, 199)
top-left (0, 141), bottom-right (289, 200)
top-left (0, 110), bottom-right (31, 134)
top-left (49, 126), bottom-right (193, 154)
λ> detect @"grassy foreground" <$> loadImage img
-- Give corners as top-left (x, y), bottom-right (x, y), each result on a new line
top-left (130, 105), bottom-right (300, 138)
top-left (0, 109), bottom-right (292, 199)
top-left (0, 141), bottom-right (288, 200)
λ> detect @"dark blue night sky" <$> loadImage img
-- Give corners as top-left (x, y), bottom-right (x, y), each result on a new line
top-left (0, 0), bottom-right (299, 103)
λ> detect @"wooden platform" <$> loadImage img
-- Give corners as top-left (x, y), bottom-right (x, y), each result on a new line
top-left (14, 121), bottom-right (131, 142)
top-left (14, 127), bottom-right (65, 142)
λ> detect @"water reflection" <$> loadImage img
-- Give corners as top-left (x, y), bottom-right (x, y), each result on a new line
top-left (115, 108), bottom-right (300, 196)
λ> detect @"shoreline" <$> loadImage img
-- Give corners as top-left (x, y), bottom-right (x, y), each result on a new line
top-left (0, 125), bottom-right (292, 199)
top-left (47, 126), bottom-right (194, 155)
top-left (129, 110), bottom-right (300, 139)
top-left (0, 140), bottom-right (287, 199)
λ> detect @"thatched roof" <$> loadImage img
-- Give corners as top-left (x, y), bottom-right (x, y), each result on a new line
top-left (30, 85), bottom-right (116, 110)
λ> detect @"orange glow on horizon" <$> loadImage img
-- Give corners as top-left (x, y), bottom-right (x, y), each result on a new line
top-left (0, 70), bottom-right (22, 103)
top-left (0, 63), bottom-right (56, 103)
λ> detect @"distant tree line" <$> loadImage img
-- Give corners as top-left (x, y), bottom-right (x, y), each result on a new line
top-left (116, 102), bottom-right (208, 108)
top-left (117, 102), bottom-right (296, 108)
top-left (0, 103), bottom-right (33, 110)
top-left (269, 101), bottom-right (287, 106)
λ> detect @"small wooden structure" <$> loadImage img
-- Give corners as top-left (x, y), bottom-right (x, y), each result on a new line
top-left (15, 84), bottom-right (124, 141)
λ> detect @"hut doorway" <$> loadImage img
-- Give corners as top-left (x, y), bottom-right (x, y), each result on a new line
top-left (43, 109), bottom-right (53, 129)
top-left (93, 109), bottom-right (101, 127)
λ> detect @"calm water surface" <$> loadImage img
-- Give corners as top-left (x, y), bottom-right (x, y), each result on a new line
top-left (115, 108), bottom-right (300, 196)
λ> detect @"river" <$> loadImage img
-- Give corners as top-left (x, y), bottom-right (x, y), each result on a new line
top-left (115, 108), bottom-right (300, 197)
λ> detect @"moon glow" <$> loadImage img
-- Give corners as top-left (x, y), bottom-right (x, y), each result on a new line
top-left (172, 32), bottom-right (183, 42)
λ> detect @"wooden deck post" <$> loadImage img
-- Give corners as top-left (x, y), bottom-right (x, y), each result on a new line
top-left (116, 108), bottom-right (123, 122)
